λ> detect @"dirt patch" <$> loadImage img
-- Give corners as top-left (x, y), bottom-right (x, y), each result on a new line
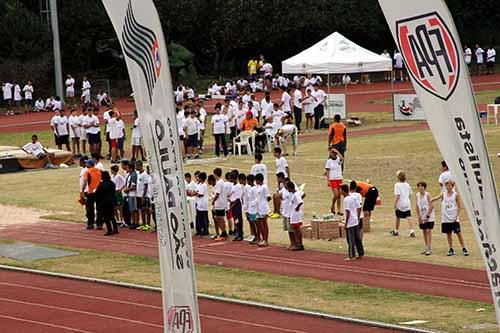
top-left (0, 204), bottom-right (49, 226)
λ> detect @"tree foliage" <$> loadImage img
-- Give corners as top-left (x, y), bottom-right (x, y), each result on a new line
top-left (2, 0), bottom-right (500, 86)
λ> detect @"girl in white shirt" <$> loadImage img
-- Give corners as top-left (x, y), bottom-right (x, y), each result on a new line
top-left (391, 170), bottom-right (415, 237)
top-left (432, 180), bottom-right (469, 257)
top-left (325, 148), bottom-right (343, 215)
top-left (416, 181), bottom-right (434, 256)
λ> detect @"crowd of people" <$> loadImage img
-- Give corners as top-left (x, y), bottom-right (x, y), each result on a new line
top-left (2, 75), bottom-right (112, 116)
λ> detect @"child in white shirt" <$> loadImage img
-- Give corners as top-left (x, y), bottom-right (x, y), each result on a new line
top-left (254, 173), bottom-right (271, 247)
top-left (325, 147), bottom-right (343, 215)
top-left (416, 181), bottom-right (434, 255)
top-left (246, 174), bottom-right (259, 243)
top-left (287, 181), bottom-right (304, 251)
top-left (391, 170), bottom-right (415, 237)
top-left (250, 153), bottom-right (268, 184)
top-left (229, 173), bottom-right (244, 241)
top-left (195, 172), bottom-right (209, 236)
top-left (341, 184), bottom-right (364, 260)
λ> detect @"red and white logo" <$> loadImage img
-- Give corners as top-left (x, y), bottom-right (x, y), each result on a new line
top-left (167, 306), bottom-right (194, 333)
top-left (396, 12), bottom-right (460, 101)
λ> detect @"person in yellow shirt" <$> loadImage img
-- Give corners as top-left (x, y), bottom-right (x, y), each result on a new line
top-left (247, 58), bottom-right (257, 80)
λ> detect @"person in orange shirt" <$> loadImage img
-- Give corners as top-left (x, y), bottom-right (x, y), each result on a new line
top-left (346, 179), bottom-right (380, 238)
top-left (80, 159), bottom-right (103, 230)
top-left (328, 114), bottom-right (347, 157)
top-left (240, 111), bottom-right (258, 132)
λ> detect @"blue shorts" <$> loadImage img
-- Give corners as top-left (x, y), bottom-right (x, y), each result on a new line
top-left (118, 137), bottom-right (125, 150)
top-left (248, 213), bottom-right (257, 222)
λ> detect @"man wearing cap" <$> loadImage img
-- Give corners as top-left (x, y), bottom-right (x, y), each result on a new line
top-left (80, 159), bottom-right (102, 230)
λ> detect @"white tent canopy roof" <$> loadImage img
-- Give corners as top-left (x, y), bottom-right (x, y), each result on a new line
top-left (282, 32), bottom-right (392, 74)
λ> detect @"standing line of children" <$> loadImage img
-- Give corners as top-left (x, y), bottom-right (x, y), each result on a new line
top-left (389, 164), bottom-right (469, 257)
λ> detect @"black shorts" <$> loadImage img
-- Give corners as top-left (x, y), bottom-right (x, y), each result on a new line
top-left (88, 132), bottom-right (102, 144)
top-left (359, 217), bottom-right (363, 229)
top-left (396, 209), bottom-right (411, 219)
top-left (419, 222), bottom-right (435, 230)
top-left (187, 134), bottom-right (199, 147)
top-left (55, 134), bottom-right (69, 145)
top-left (331, 141), bottom-right (346, 157)
top-left (487, 61), bottom-right (494, 68)
top-left (213, 209), bottom-right (226, 217)
top-left (138, 197), bottom-right (151, 209)
top-left (363, 187), bottom-right (378, 212)
top-left (442, 222), bottom-right (461, 234)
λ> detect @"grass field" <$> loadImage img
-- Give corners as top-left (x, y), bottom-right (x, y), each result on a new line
top-left (2, 125), bottom-right (500, 269)
top-left (0, 243), bottom-right (495, 333)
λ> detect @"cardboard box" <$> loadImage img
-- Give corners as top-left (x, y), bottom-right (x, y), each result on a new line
top-left (312, 219), bottom-right (341, 240)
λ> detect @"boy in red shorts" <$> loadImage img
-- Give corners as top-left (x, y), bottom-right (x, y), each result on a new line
top-left (325, 147), bottom-right (343, 215)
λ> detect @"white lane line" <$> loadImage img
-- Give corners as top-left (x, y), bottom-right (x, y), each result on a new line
top-left (0, 297), bottom-right (163, 328)
top-left (0, 283), bottom-right (318, 333)
top-left (0, 282), bottom-right (161, 309)
top-left (0, 315), bottom-right (95, 333)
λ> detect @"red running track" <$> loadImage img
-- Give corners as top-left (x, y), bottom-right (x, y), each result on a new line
top-left (0, 221), bottom-right (491, 304)
top-left (0, 268), bottom-right (402, 333)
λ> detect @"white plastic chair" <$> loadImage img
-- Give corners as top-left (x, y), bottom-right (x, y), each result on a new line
top-left (233, 131), bottom-right (254, 156)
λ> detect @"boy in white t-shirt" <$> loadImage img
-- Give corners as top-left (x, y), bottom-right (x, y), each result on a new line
top-left (391, 170), bottom-right (415, 237)
top-left (184, 110), bottom-right (201, 159)
top-left (274, 146), bottom-right (289, 178)
top-left (287, 181), bottom-right (304, 251)
top-left (65, 74), bottom-right (75, 105)
top-left (211, 168), bottom-right (228, 241)
top-left (135, 161), bottom-right (151, 230)
top-left (341, 185), bottom-right (364, 260)
top-left (110, 164), bottom-right (125, 225)
top-left (194, 172), bottom-right (209, 236)
top-left (325, 148), bottom-right (343, 215)
top-left (349, 181), bottom-right (363, 238)
top-left (250, 153), bottom-right (268, 184)
top-left (253, 173), bottom-right (271, 247)
top-left (229, 172), bottom-right (244, 241)
top-left (23, 80), bottom-right (34, 113)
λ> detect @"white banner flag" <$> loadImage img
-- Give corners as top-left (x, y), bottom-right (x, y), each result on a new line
top-left (101, 1), bottom-right (201, 332)
top-left (379, 0), bottom-right (500, 326)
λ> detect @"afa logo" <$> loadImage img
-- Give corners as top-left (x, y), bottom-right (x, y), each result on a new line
top-left (396, 12), bottom-right (460, 101)
top-left (121, 0), bottom-right (162, 105)
top-left (167, 306), bottom-right (194, 333)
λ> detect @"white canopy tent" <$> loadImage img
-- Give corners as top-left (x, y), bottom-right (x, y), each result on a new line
top-left (281, 32), bottom-right (392, 74)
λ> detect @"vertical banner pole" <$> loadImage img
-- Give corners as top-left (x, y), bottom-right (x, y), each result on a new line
top-left (379, 0), bottom-right (500, 328)
top-left (101, 1), bottom-right (201, 332)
